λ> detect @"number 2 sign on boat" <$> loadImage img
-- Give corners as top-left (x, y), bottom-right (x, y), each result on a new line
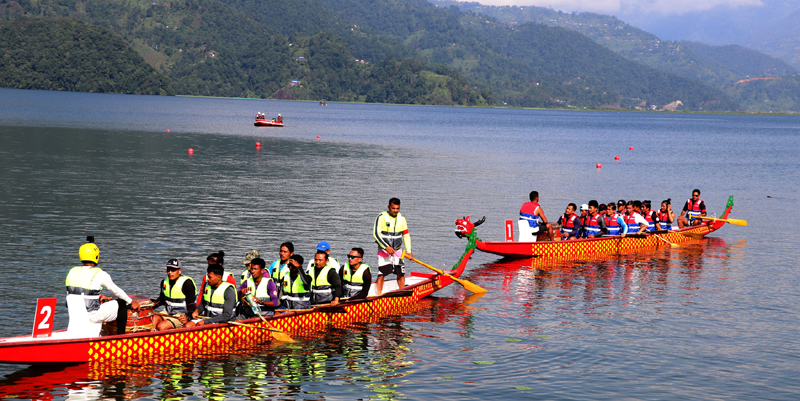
top-left (32, 298), bottom-right (57, 338)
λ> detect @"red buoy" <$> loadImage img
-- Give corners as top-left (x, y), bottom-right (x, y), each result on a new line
top-left (256, 142), bottom-right (261, 148)
top-left (188, 148), bottom-right (194, 155)
top-left (596, 163), bottom-right (602, 169)
top-left (615, 156), bottom-right (620, 160)
top-left (166, 129), bottom-right (171, 133)
top-left (316, 135), bottom-right (321, 139)
top-left (629, 146), bottom-right (634, 150)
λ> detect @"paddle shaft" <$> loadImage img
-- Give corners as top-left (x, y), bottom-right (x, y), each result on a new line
top-left (694, 216), bottom-right (747, 226)
top-left (406, 256), bottom-right (487, 294)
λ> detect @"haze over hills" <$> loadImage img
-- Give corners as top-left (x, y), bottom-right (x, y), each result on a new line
top-left (1, 0), bottom-right (742, 110)
top-left (435, 0), bottom-right (800, 112)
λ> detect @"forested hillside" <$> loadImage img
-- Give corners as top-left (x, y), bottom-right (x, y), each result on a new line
top-left (0, 17), bottom-right (175, 94)
top-left (1, 0), bottom-right (742, 110)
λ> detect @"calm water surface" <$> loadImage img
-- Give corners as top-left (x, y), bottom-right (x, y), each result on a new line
top-left (0, 88), bottom-right (798, 399)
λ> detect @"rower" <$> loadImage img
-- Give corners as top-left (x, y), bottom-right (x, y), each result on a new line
top-left (305, 241), bottom-right (340, 273)
top-left (658, 199), bottom-right (675, 230)
top-left (605, 202), bottom-right (628, 236)
top-left (237, 258), bottom-right (279, 318)
top-left (193, 264), bottom-right (236, 325)
top-left (578, 204), bottom-right (589, 238)
top-left (641, 200), bottom-right (661, 232)
top-left (196, 251), bottom-right (236, 307)
top-left (310, 251), bottom-right (343, 306)
top-left (280, 255), bottom-right (311, 310)
top-left (678, 189), bottom-right (707, 228)
top-left (584, 200), bottom-right (607, 238)
top-left (518, 191), bottom-right (554, 242)
top-left (623, 201), bottom-right (648, 235)
top-left (151, 258), bottom-right (197, 331)
top-left (339, 247), bottom-right (372, 300)
top-left (240, 249), bottom-right (260, 283)
top-left (277, 114), bottom-right (283, 123)
top-left (269, 242), bottom-right (293, 282)
top-left (65, 238), bottom-right (139, 336)
top-left (558, 203), bottom-right (582, 240)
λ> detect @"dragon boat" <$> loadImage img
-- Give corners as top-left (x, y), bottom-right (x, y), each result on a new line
top-left (254, 119), bottom-right (284, 127)
top-left (0, 230), bottom-right (479, 365)
top-left (463, 196), bottom-right (736, 259)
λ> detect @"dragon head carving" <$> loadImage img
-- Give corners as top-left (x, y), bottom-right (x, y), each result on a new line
top-left (455, 216), bottom-right (485, 238)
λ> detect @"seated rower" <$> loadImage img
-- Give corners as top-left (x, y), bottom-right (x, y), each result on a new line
top-left (558, 203), bottom-right (582, 240)
top-left (240, 249), bottom-right (260, 283)
top-left (310, 251), bottom-right (343, 306)
top-left (196, 251), bottom-right (236, 307)
top-left (641, 200), bottom-right (661, 232)
top-left (66, 239), bottom-right (140, 335)
top-left (623, 201), bottom-right (648, 235)
top-left (605, 202), bottom-right (628, 236)
top-left (578, 204), bottom-right (589, 238)
top-left (236, 258), bottom-right (279, 318)
top-left (151, 258), bottom-right (197, 331)
top-left (518, 191), bottom-right (554, 242)
top-left (658, 199), bottom-right (675, 230)
top-left (281, 255), bottom-right (311, 310)
top-left (277, 114), bottom-right (283, 123)
top-left (193, 264), bottom-right (236, 326)
top-left (305, 241), bottom-right (340, 273)
top-left (678, 189), bottom-right (707, 228)
top-left (269, 242), bottom-right (293, 282)
top-left (339, 247), bottom-right (372, 301)
top-left (584, 200), bottom-right (607, 238)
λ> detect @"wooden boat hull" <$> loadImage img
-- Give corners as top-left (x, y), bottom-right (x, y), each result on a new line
top-left (0, 243), bottom-right (474, 365)
top-left (476, 196), bottom-right (734, 259)
top-left (254, 120), bottom-right (284, 127)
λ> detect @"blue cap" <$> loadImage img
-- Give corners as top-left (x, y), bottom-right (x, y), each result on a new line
top-left (316, 241), bottom-right (330, 251)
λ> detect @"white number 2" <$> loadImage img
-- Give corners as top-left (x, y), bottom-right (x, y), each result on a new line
top-left (37, 305), bottom-right (52, 330)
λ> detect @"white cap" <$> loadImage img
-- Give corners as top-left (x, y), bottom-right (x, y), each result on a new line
top-left (580, 204), bottom-right (589, 211)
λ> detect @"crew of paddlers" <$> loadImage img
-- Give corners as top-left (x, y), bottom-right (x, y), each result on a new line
top-left (255, 112), bottom-right (282, 123)
top-left (518, 189), bottom-right (707, 242)
top-left (65, 198), bottom-right (412, 335)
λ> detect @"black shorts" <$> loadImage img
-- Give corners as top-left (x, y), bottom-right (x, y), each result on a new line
top-left (378, 263), bottom-right (405, 277)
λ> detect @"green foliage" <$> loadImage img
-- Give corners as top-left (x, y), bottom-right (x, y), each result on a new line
top-left (0, 17), bottom-right (175, 94)
top-left (725, 75), bottom-right (800, 112)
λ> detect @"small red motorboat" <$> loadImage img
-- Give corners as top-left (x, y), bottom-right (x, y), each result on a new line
top-left (254, 119), bottom-right (283, 127)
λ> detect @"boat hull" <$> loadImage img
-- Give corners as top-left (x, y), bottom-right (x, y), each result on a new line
top-left (254, 120), bottom-right (283, 127)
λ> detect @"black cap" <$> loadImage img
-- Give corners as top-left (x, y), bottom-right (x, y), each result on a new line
top-left (166, 258), bottom-right (182, 269)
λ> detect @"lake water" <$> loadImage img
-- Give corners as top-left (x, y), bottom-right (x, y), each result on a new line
top-left (0, 88), bottom-right (798, 399)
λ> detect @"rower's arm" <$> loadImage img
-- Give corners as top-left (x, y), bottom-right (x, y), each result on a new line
top-left (97, 271), bottom-right (133, 304)
top-left (328, 269), bottom-right (343, 300)
top-left (618, 216), bottom-right (629, 234)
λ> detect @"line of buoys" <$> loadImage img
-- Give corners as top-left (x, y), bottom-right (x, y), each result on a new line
top-left (188, 148), bottom-right (194, 155)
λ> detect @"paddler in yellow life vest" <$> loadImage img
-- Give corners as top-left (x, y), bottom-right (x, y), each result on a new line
top-left (65, 237), bottom-right (140, 334)
top-left (373, 197), bottom-right (412, 295)
top-left (192, 264), bottom-right (236, 325)
top-left (310, 251), bottom-right (343, 306)
top-left (236, 258), bottom-right (279, 318)
top-left (196, 251), bottom-right (237, 307)
top-left (281, 255), bottom-right (312, 310)
top-left (239, 249), bottom-right (260, 283)
top-left (339, 247), bottom-right (372, 300)
top-left (305, 241), bottom-right (340, 274)
top-left (150, 258), bottom-right (197, 331)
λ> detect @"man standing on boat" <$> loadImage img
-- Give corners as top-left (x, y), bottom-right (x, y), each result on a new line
top-left (678, 189), bottom-right (707, 228)
top-left (310, 251), bottom-right (343, 306)
top-left (193, 264), bottom-right (236, 325)
top-left (150, 258), bottom-right (197, 331)
top-left (280, 255), bottom-right (312, 310)
top-left (518, 191), bottom-right (555, 242)
top-left (65, 238), bottom-right (140, 334)
top-left (373, 198), bottom-right (412, 295)
top-left (340, 247), bottom-right (372, 300)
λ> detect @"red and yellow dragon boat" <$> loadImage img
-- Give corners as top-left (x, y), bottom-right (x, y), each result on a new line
top-left (464, 196), bottom-right (736, 259)
top-left (0, 229), bottom-right (480, 365)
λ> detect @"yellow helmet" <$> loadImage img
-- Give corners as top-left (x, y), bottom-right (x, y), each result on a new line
top-left (79, 243), bottom-right (100, 264)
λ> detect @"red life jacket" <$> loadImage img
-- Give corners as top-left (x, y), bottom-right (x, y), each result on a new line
top-left (560, 214), bottom-right (579, 236)
top-left (642, 210), bottom-right (656, 232)
top-left (685, 199), bottom-right (705, 220)
top-left (519, 202), bottom-right (542, 228)
top-left (626, 213), bottom-right (642, 229)
top-left (606, 213), bottom-right (621, 235)
top-left (657, 210), bottom-right (672, 230)
top-left (585, 213), bottom-right (603, 236)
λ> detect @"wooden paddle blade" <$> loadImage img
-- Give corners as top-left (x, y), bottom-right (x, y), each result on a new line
top-left (230, 321), bottom-right (295, 343)
top-left (453, 276), bottom-right (488, 294)
top-left (696, 216), bottom-right (748, 226)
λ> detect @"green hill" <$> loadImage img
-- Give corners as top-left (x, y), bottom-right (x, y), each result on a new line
top-left (0, 17), bottom-right (175, 94)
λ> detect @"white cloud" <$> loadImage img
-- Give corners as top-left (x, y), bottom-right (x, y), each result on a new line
top-left (474, 0), bottom-right (764, 16)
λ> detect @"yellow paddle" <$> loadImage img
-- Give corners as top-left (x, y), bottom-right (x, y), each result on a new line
top-left (653, 233), bottom-right (679, 248)
top-left (403, 251), bottom-right (487, 294)
top-left (694, 216), bottom-right (747, 226)
top-left (245, 293), bottom-right (296, 343)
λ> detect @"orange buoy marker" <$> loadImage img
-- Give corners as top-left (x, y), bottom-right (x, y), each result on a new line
top-left (596, 163), bottom-right (602, 169)
top-left (629, 146), bottom-right (634, 150)
top-left (615, 156), bottom-right (620, 160)
top-left (188, 148), bottom-right (194, 155)
top-left (316, 135), bottom-right (321, 139)
top-left (166, 129), bottom-right (171, 133)
top-left (256, 142), bottom-right (261, 148)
